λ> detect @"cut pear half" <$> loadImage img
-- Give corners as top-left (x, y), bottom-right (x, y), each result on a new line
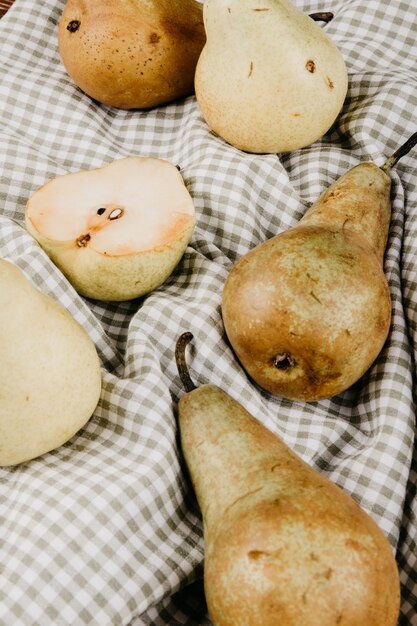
top-left (26, 157), bottom-right (196, 301)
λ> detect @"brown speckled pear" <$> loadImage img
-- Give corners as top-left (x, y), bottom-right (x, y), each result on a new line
top-left (175, 333), bottom-right (400, 626)
top-left (0, 260), bottom-right (101, 466)
top-left (25, 157), bottom-right (195, 302)
top-left (58, 0), bottom-right (205, 109)
top-left (221, 133), bottom-right (417, 402)
top-left (195, 0), bottom-right (348, 153)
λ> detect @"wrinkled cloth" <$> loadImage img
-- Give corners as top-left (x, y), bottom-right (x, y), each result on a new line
top-left (1, 1), bottom-right (416, 624)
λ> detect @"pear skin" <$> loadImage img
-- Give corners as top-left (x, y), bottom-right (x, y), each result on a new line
top-left (0, 259), bottom-right (101, 466)
top-left (195, 0), bottom-right (348, 153)
top-left (222, 163), bottom-right (392, 401)
top-left (222, 131), bottom-right (417, 400)
top-left (175, 335), bottom-right (400, 626)
top-left (58, 0), bottom-right (206, 109)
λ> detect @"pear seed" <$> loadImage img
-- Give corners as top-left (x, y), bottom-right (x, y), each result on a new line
top-left (109, 208), bottom-right (124, 220)
top-left (97, 207), bottom-right (106, 215)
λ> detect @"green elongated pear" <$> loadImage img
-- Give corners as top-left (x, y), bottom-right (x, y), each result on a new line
top-left (0, 259), bottom-right (102, 466)
top-left (222, 133), bottom-right (417, 402)
top-left (175, 333), bottom-right (400, 626)
top-left (195, 0), bottom-right (348, 153)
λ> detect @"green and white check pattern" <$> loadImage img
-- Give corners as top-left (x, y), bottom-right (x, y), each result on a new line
top-left (1, 1), bottom-right (416, 624)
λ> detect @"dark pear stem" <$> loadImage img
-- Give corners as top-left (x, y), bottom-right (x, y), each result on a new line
top-left (309, 11), bottom-right (334, 23)
top-left (176, 332), bottom-right (197, 392)
top-left (380, 131), bottom-right (417, 173)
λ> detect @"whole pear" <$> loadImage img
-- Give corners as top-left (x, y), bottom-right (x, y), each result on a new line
top-left (58, 0), bottom-right (206, 109)
top-left (25, 157), bottom-right (196, 302)
top-left (195, 0), bottom-right (348, 153)
top-left (0, 259), bottom-right (102, 466)
top-left (175, 333), bottom-right (400, 626)
top-left (221, 134), bottom-right (417, 401)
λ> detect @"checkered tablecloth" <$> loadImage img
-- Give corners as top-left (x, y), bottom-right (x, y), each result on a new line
top-left (1, 1), bottom-right (416, 624)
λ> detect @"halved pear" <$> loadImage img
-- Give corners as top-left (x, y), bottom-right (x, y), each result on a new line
top-left (25, 157), bottom-right (196, 301)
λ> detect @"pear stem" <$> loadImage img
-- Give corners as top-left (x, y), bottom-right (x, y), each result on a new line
top-left (309, 12), bottom-right (334, 23)
top-left (380, 131), bottom-right (417, 173)
top-left (176, 332), bottom-right (197, 392)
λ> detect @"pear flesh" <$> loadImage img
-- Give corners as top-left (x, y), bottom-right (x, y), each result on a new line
top-left (178, 381), bottom-right (400, 626)
top-left (25, 157), bottom-right (196, 301)
top-left (195, 0), bottom-right (348, 153)
top-left (222, 163), bottom-right (392, 401)
top-left (0, 260), bottom-right (102, 467)
top-left (58, 0), bottom-right (206, 109)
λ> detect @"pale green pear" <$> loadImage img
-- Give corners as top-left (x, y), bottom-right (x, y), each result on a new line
top-left (195, 0), bottom-right (348, 153)
top-left (0, 259), bottom-right (102, 466)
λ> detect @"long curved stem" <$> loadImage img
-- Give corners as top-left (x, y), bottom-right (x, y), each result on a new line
top-left (175, 332), bottom-right (197, 392)
top-left (381, 131), bottom-right (417, 173)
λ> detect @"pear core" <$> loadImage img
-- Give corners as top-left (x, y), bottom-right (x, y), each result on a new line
top-left (25, 157), bottom-right (196, 301)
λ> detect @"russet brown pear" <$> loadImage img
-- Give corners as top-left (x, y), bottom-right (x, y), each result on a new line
top-left (221, 133), bottom-right (417, 401)
top-left (58, 0), bottom-right (206, 109)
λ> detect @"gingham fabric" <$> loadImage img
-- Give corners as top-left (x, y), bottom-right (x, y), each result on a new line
top-left (0, 1), bottom-right (416, 624)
